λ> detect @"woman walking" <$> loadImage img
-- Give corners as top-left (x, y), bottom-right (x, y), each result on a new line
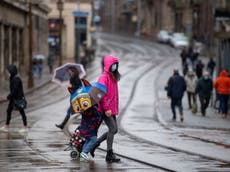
top-left (90, 55), bottom-right (121, 162)
top-left (0, 65), bottom-right (28, 132)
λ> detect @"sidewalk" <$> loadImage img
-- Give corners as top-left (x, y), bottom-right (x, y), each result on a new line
top-left (156, 57), bottom-right (230, 131)
top-left (0, 60), bottom-right (58, 123)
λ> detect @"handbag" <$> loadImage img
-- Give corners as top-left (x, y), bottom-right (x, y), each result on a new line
top-left (14, 97), bottom-right (27, 109)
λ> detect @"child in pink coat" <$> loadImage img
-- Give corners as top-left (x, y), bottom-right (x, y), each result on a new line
top-left (90, 55), bottom-right (121, 162)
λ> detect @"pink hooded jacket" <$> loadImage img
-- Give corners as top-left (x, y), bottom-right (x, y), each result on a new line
top-left (97, 55), bottom-right (119, 115)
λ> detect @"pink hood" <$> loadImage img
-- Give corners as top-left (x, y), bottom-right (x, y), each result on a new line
top-left (97, 55), bottom-right (119, 115)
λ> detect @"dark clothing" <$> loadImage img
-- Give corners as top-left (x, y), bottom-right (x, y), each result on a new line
top-left (199, 95), bottom-right (211, 116)
top-left (79, 106), bottom-right (102, 139)
top-left (207, 59), bottom-right (216, 77)
top-left (7, 65), bottom-right (24, 101)
top-left (167, 73), bottom-right (186, 99)
top-left (167, 73), bottom-right (186, 120)
top-left (196, 63), bottom-right (204, 78)
top-left (219, 94), bottom-right (229, 114)
top-left (69, 77), bottom-right (82, 93)
top-left (196, 77), bottom-right (213, 98)
top-left (180, 49), bottom-right (187, 67)
top-left (6, 101), bottom-right (27, 126)
top-left (6, 64), bottom-right (27, 126)
top-left (171, 98), bottom-right (183, 119)
top-left (196, 77), bottom-right (213, 115)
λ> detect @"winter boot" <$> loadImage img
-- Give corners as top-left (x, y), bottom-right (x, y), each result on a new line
top-left (90, 142), bottom-right (100, 157)
top-left (180, 113), bottom-right (184, 122)
top-left (106, 149), bottom-right (120, 163)
top-left (55, 115), bottom-right (69, 130)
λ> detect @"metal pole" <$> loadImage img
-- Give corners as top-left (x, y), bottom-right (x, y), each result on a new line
top-left (111, 0), bottom-right (115, 33)
top-left (136, 0), bottom-right (141, 37)
top-left (75, 0), bottom-right (80, 63)
top-left (28, 0), bottom-right (34, 88)
top-left (59, 6), bottom-right (63, 66)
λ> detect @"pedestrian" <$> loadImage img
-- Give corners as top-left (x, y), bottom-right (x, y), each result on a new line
top-left (207, 57), bottom-right (216, 78)
top-left (78, 106), bottom-right (103, 161)
top-left (32, 57), bottom-right (38, 77)
top-left (55, 66), bottom-right (82, 129)
top-left (196, 71), bottom-right (213, 116)
top-left (47, 52), bottom-right (54, 74)
top-left (167, 68), bottom-right (186, 122)
top-left (90, 55), bottom-right (121, 163)
top-left (185, 68), bottom-right (198, 110)
top-left (214, 70), bottom-right (230, 118)
top-left (195, 59), bottom-right (204, 79)
top-left (0, 64), bottom-right (28, 132)
top-left (38, 58), bottom-right (44, 79)
top-left (180, 48), bottom-right (187, 68)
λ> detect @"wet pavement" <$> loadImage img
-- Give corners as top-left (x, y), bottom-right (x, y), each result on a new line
top-left (0, 32), bottom-right (230, 171)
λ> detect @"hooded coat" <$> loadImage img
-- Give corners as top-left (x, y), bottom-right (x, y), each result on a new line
top-left (6, 65), bottom-right (25, 101)
top-left (97, 55), bottom-right (119, 115)
top-left (214, 70), bottom-right (230, 95)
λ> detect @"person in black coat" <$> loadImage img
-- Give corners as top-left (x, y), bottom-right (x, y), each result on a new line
top-left (0, 64), bottom-right (27, 132)
top-left (167, 68), bottom-right (186, 122)
top-left (195, 71), bottom-right (213, 116)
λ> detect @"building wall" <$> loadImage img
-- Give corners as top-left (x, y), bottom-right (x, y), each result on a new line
top-left (48, 1), bottom-right (92, 60)
top-left (0, 0), bottom-right (49, 85)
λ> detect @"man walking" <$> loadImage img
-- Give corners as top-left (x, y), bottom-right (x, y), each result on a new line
top-left (167, 68), bottom-right (186, 122)
top-left (196, 71), bottom-right (213, 116)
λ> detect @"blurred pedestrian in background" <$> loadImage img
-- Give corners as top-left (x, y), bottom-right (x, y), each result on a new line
top-left (207, 58), bottom-right (216, 78)
top-left (38, 58), bottom-right (44, 79)
top-left (47, 52), bottom-right (54, 74)
top-left (195, 59), bottom-right (204, 79)
top-left (214, 70), bottom-right (230, 119)
top-left (167, 68), bottom-right (186, 122)
top-left (196, 71), bottom-right (213, 116)
top-left (185, 68), bottom-right (198, 112)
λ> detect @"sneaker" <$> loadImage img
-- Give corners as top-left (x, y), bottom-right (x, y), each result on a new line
top-left (0, 126), bottom-right (9, 132)
top-left (80, 152), bottom-right (89, 162)
top-left (19, 127), bottom-right (29, 133)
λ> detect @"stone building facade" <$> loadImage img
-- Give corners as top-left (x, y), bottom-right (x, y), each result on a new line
top-left (47, 0), bottom-right (93, 62)
top-left (0, 0), bottom-right (50, 84)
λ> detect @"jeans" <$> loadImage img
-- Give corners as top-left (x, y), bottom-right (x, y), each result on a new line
top-left (96, 115), bottom-right (118, 151)
top-left (82, 136), bottom-right (97, 154)
top-left (219, 94), bottom-right (229, 114)
top-left (171, 97), bottom-right (183, 118)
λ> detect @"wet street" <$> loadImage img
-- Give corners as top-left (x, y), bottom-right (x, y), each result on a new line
top-left (0, 32), bottom-right (230, 172)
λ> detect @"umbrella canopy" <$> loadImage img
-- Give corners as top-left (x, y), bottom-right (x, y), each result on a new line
top-left (52, 63), bottom-right (86, 86)
top-left (33, 54), bottom-right (46, 60)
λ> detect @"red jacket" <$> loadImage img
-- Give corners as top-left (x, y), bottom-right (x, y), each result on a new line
top-left (214, 70), bottom-right (230, 95)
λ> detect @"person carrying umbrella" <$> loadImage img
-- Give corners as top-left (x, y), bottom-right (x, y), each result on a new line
top-left (55, 66), bottom-right (82, 129)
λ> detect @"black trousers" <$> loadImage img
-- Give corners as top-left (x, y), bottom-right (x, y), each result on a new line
top-left (6, 100), bottom-right (27, 126)
top-left (199, 95), bottom-right (210, 115)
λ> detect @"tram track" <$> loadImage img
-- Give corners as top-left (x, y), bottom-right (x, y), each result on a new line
top-left (14, 32), bottom-right (230, 171)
